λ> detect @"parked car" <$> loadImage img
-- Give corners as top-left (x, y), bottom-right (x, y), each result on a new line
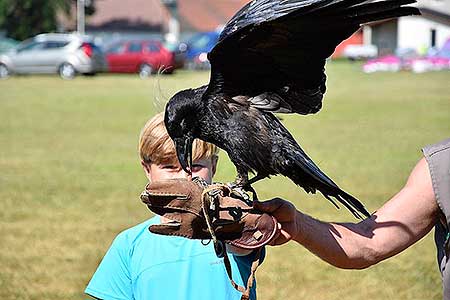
top-left (363, 44), bottom-right (450, 74)
top-left (184, 31), bottom-right (220, 70)
top-left (407, 39), bottom-right (450, 73)
top-left (342, 44), bottom-right (378, 61)
top-left (0, 33), bottom-right (107, 79)
top-left (395, 47), bottom-right (419, 60)
top-left (0, 37), bottom-right (19, 54)
top-left (163, 40), bottom-right (187, 70)
top-left (362, 55), bottom-right (402, 73)
top-left (409, 56), bottom-right (450, 73)
top-left (105, 40), bottom-right (175, 78)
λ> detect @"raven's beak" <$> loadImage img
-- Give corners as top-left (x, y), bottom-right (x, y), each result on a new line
top-left (174, 136), bottom-right (193, 174)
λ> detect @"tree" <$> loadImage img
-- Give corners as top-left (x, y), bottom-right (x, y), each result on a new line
top-left (0, 0), bottom-right (71, 40)
top-left (0, 0), bottom-right (96, 41)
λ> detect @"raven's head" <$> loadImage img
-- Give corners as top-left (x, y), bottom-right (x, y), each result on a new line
top-left (164, 88), bottom-right (203, 174)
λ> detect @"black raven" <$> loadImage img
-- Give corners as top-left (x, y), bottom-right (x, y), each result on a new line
top-left (164, 0), bottom-right (420, 219)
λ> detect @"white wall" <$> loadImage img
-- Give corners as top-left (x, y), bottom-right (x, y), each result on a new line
top-left (398, 16), bottom-right (450, 50)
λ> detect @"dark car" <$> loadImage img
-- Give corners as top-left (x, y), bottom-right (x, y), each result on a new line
top-left (106, 40), bottom-right (175, 78)
top-left (163, 41), bottom-right (187, 70)
top-left (184, 31), bottom-right (220, 70)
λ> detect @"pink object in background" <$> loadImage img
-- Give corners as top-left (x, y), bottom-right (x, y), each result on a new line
top-left (363, 55), bottom-right (401, 73)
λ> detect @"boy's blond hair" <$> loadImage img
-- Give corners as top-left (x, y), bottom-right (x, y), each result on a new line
top-left (139, 112), bottom-right (219, 165)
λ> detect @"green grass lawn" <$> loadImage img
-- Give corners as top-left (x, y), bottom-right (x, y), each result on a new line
top-left (1, 63), bottom-right (449, 300)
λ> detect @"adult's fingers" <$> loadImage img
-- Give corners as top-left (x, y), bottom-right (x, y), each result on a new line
top-left (254, 198), bottom-right (287, 213)
top-left (268, 225), bottom-right (293, 246)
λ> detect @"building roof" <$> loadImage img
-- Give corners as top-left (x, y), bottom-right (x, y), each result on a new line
top-left (363, 0), bottom-right (450, 28)
top-left (417, 0), bottom-right (450, 18)
top-left (85, 0), bottom-right (170, 31)
top-left (62, 0), bottom-right (450, 34)
top-left (178, 0), bottom-right (249, 32)
top-left (419, 8), bottom-right (450, 26)
top-left (59, 0), bottom-right (170, 32)
top-left (416, 0), bottom-right (450, 26)
top-left (60, 0), bottom-right (250, 33)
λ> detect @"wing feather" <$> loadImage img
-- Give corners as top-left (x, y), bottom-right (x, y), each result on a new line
top-left (206, 0), bottom-right (420, 115)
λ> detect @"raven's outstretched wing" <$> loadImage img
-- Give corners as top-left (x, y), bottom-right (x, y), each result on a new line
top-left (206, 0), bottom-right (420, 114)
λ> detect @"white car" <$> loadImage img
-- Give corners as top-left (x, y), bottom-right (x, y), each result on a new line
top-left (0, 33), bottom-right (107, 79)
top-left (343, 44), bottom-right (378, 60)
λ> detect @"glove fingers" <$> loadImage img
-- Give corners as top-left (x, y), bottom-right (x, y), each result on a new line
top-left (149, 223), bottom-right (181, 236)
top-left (141, 189), bottom-right (188, 206)
top-left (144, 179), bottom-right (197, 199)
top-left (141, 179), bottom-right (203, 214)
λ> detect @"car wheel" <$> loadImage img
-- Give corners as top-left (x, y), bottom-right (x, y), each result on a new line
top-left (163, 67), bottom-right (174, 75)
top-left (139, 63), bottom-right (153, 79)
top-left (59, 63), bottom-right (76, 80)
top-left (0, 64), bottom-right (10, 79)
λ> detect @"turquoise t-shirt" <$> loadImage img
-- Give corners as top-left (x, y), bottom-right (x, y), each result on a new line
top-left (85, 216), bottom-right (261, 300)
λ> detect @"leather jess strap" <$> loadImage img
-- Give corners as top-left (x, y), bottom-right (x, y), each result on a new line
top-left (222, 247), bottom-right (261, 300)
top-left (201, 184), bottom-right (262, 300)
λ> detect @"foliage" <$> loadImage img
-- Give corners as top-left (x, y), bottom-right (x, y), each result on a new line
top-left (0, 0), bottom-right (96, 41)
top-left (0, 65), bottom-right (449, 299)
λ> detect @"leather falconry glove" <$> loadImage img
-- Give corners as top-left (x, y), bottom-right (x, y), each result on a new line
top-left (140, 177), bottom-right (279, 300)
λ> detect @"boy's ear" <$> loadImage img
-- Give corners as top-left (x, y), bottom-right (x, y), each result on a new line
top-left (141, 160), bottom-right (152, 180)
top-left (211, 156), bottom-right (218, 176)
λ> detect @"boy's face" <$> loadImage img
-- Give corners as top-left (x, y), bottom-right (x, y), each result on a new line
top-left (143, 157), bottom-right (218, 184)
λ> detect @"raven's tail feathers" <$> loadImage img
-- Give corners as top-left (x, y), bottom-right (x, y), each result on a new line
top-left (323, 189), bottom-right (371, 219)
top-left (287, 151), bottom-right (370, 219)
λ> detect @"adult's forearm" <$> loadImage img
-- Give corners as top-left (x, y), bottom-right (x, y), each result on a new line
top-left (283, 158), bottom-right (437, 269)
top-left (292, 212), bottom-right (381, 269)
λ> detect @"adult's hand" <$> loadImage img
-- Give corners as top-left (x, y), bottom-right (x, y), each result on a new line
top-left (254, 198), bottom-right (300, 246)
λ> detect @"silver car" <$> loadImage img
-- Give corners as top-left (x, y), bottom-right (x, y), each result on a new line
top-left (0, 33), bottom-right (107, 79)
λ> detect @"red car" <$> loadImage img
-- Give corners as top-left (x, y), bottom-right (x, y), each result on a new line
top-left (106, 40), bottom-right (175, 78)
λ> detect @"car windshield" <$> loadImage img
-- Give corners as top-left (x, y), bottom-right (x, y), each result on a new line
top-left (162, 41), bottom-right (176, 51)
top-left (147, 43), bottom-right (160, 52)
top-left (107, 43), bottom-right (126, 54)
top-left (128, 42), bottom-right (143, 53)
top-left (15, 39), bottom-right (37, 52)
top-left (189, 34), bottom-right (213, 49)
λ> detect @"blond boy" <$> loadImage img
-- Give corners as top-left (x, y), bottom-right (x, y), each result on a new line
top-left (85, 112), bottom-right (260, 300)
